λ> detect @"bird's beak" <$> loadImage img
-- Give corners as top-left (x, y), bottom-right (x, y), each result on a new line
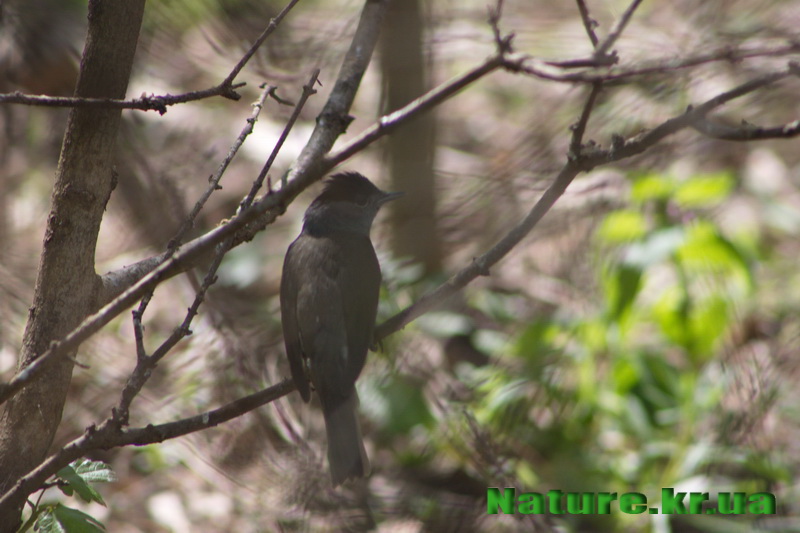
top-left (379, 191), bottom-right (404, 204)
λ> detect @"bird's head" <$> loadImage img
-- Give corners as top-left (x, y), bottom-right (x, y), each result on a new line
top-left (303, 172), bottom-right (403, 236)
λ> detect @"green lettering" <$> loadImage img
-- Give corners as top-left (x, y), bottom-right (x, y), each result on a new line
top-left (717, 492), bottom-right (746, 515)
top-left (689, 492), bottom-right (709, 514)
top-left (517, 492), bottom-right (546, 514)
top-left (565, 492), bottom-right (594, 514)
top-left (620, 492), bottom-right (647, 514)
top-left (747, 492), bottom-right (776, 514)
top-left (596, 492), bottom-right (617, 514)
top-left (487, 488), bottom-right (515, 514)
top-left (548, 490), bottom-right (564, 514)
top-left (661, 488), bottom-right (687, 514)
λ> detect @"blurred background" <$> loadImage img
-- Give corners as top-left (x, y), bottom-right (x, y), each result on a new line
top-left (1, 0), bottom-right (799, 531)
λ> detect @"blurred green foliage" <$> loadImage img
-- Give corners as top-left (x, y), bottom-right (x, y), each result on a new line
top-left (371, 170), bottom-right (792, 532)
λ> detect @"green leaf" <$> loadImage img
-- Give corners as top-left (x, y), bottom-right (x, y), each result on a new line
top-left (674, 172), bottom-right (734, 207)
top-left (56, 459), bottom-right (115, 506)
top-left (34, 504), bottom-right (106, 533)
top-left (597, 209), bottom-right (648, 243)
top-left (513, 320), bottom-right (563, 360)
top-left (677, 222), bottom-right (753, 288)
top-left (630, 173), bottom-right (674, 203)
top-left (688, 295), bottom-right (730, 359)
top-left (370, 374), bottom-right (433, 435)
top-left (603, 263), bottom-right (643, 325)
top-left (70, 459), bottom-right (116, 484)
top-left (652, 286), bottom-right (691, 350)
top-left (52, 504), bottom-right (106, 533)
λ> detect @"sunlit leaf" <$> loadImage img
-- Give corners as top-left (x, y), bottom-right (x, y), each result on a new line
top-left (598, 209), bottom-right (648, 243)
top-left (674, 172), bottom-right (734, 207)
top-left (603, 263), bottom-right (643, 325)
top-left (631, 173), bottom-right (673, 203)
top-left (56, 459), bottom-right (114, 506)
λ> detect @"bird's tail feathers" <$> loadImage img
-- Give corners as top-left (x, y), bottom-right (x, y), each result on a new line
top-left (322, 392), bottom-right (369, 486)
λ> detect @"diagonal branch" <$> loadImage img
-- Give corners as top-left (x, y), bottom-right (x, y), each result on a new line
top-left (575, 0), bottom-right (599, 47)
top-left (0, 0), bottom-right (392, 409)
top-left (0, 379), bottom-right (295, 513)
top-left (0, 0), bottom-right (303, 113)
top-left (326, 52), bottom-right (510, 168)
top-left (692, 117), bottom-right (800, 141)
top-left (594, 0), bottom-right (645, 61)
top-left (374, 66), bottom-right (795, 342)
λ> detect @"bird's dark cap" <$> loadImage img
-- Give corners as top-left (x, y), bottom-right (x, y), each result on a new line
top-left (315, 172), bottom-right (401, 205)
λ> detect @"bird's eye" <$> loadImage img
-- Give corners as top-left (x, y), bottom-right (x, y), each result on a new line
top-left (355, 196), bottom-right (369, 207)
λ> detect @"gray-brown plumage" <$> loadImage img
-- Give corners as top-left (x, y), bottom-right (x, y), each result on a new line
top-left (280, 172), bottom-right (401, 485)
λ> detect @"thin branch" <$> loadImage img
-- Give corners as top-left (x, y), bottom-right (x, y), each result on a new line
top-left (0, 379), bottom-right (295, 513)
top-left (241, 69), bottom-right (320, 210)
top-left (282, 0), bottom-right (389, 187)
top-left (594, 0), bottom-right (644, 61)
top-left (0, 0), bottom-right (392, 409)
top-left (222, 0), bottom-right (304, 86)
top-left (568, 82), bottom-right (603, 157)
top-left (373, 66), bottom-right (795, 342)
top-left (114, 85), bottom-right (277, 418)
top-left (116, 242), bottom-right (229, 423)
top-left (170, 84), bottom-right (275, 250)
top-left (0, 85), bottom-right (245, 114)
top-left (115, 74), bottom-right (321, 422)
top-left (692, 117), bottom-right (800, 141)
top-left (326, 52), bottom-right (510, 167)
top-left (522, 43), bottom-right (800, 83)
top-left (0, 0), bottom-right (303, 113)
top-left (575, 0), bottom-right (599, 47)
top-left (487, 0), bottom-right (512, 54)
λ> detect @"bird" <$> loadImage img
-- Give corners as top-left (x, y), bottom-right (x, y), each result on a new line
top-left (280, 172), bottom-right (402, 486)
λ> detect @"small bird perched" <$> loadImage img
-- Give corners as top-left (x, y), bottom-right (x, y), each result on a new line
top-left (280, 172), bottom-right (402, 486)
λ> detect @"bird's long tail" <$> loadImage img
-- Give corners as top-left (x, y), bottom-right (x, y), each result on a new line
top-left (322, 391), bottom-right (369, 486)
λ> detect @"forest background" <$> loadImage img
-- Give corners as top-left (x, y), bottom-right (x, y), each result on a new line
top-left (0, 0), bottom-right (798, 531)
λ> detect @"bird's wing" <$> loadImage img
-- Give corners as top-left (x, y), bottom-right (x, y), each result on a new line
top-left (281, 233), bottom-right (380, 405)
top-left (283, 235), bottom-right (349, 402)
top-left (337, 234), bottom-right (381, 385)
top-left (280, 236), bottom-right (316, 402)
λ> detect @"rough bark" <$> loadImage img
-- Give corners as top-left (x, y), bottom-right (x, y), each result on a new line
top-left (0, 0), bottom-right (145, 529)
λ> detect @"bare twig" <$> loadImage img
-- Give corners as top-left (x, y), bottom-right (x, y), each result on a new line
top-left (170, 84), bottom-right (274, 250)
top-left (524, 43), bottom-right (800, 82)
top-left (547, 0), bottom-right (644, 69)
top-left (692, 117), bottom-right (800, 141)
top-left (568, 82), bottom-right (603, 157)
top-left (115, 85), bottom-right (276, 416)
top-left (575, 0), bottom-right (599, 47)
top-left (222, 0), bottom-right (304, 86)
top-left (116, 242), bottom-right (229, 424)
top-left (0, 85), bottom-right (245, 114)
top-left (282, 0), bottom-right (389, 187)
top-left (594, 0), bottom-right (644, 61)
top-left (0, 0), bottom-right (303, 113)
top-left (115, 72), bottom-right (321, 422)
top-left (327, 52), bottom-right (510, 167)
top-left (373, 66), bottom-right (795, 342)
top-left (241, 70), bottom-right (320, 210)
top-left (487, 0), bottom-right (511, 53)
top-left (0, 379), bottom-right (295, 513)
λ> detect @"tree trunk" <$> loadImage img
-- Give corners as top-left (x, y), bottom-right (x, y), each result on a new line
top-left (380, 0), bottom-right (442, 275)
top-left (0, 1), bottom-right (145, 529)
